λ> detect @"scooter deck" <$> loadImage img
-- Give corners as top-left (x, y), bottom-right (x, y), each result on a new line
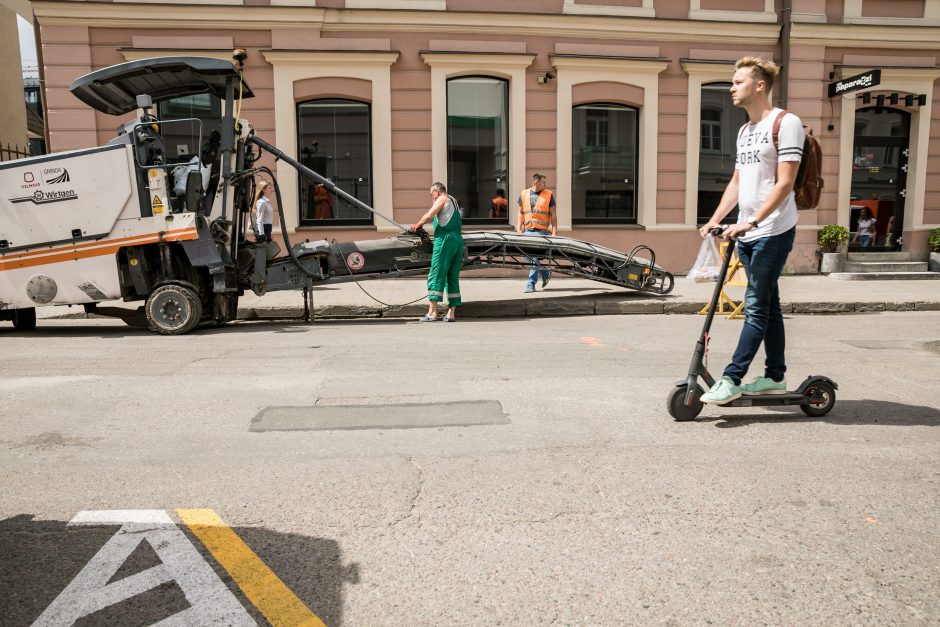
top-left (717, 392), bottom-right (809, 408)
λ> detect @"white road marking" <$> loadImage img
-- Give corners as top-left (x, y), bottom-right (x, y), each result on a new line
top-left (69, 510), bottom-right (172, 525)
top-left (32, 510), bottom-right (255, 626)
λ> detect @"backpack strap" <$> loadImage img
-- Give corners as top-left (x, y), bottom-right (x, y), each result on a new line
top-left (771, 109), bottom-right (789, 153)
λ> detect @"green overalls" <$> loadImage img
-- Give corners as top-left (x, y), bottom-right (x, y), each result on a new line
top-left (427, 196), bottom-right (463, 306)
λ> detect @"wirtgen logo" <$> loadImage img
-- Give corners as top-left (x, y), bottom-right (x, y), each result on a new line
top-left (44, 168), bottom-right (70, 184)
top-left (10, 189), bottom-right (78, 204)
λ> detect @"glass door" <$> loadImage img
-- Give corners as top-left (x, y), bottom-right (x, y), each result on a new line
top-left (850, 108), bottom-right (909, 251)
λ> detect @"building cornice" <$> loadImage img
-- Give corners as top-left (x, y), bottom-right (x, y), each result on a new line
top-left (324, 10), bottom-right (778, 44)
top-left (791, 22), bottom-right (940, 49)
top-left (550, 54), bottom-right (670, 74)
top-left (262, 50), bottom-right (400, 65)
top-left (419, 52), bottom-right (537, 69)
top-left (834, 65), bottom-right (940, 80)
top-left (32, 2), bottom-right (779, 45)
top-left (32, 1), bottom-right (326, 28)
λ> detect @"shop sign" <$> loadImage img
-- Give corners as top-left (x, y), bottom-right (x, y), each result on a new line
top-left (828, 69), bottom-right (881, 98)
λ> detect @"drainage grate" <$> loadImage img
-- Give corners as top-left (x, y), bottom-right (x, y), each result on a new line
top-left (250, 400), bottom-right (508, 432)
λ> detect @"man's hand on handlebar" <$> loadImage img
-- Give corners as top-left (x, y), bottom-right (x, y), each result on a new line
top-left (699, 222), bottom-right (722, 238)
top-left (721, 222), bottom-right (753, 240)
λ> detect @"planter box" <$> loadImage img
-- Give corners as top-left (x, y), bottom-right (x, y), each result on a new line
top-left (930, 252), bottom-right (940, 273)
top-left (820, 252), bottom-right (846, 274)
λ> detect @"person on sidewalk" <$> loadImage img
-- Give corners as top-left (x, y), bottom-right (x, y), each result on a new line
top-left (698, 56), bottom-right (804, 404)
top-left (853, 206), bottom-right (876, 248)
top-left (516, 173), bottom-right (558, 293)
top-left (411, 182), bottom-right (463, 322)
top-left (252, 180), bottom-right (274, 242)
top-left (490, 188), bottom-right (509, 219)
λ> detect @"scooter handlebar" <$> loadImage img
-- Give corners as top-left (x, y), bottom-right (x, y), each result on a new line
top-left (709, 226), bottom-right (727, 237)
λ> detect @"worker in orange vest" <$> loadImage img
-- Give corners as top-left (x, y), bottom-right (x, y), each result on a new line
top-left (313, 183), bottom-right (333, 220)
top-left (490, 188), bottom-right (508, 218)
top-left (516, 173), bottom-right (557, 293)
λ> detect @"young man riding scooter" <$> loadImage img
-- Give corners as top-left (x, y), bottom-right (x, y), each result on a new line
top-left (698, 56), bottom-right (805, 404)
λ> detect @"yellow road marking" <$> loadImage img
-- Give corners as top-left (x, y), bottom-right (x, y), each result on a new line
top-left (177, 509), bottom-right (326, 627)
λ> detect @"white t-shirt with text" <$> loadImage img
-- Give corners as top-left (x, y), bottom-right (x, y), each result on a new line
top-left (735, 108), bottom-right (804, 242)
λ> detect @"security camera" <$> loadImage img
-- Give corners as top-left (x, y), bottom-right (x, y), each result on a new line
top-left (537, 71), bottom-right (556, 85)
top-left (232, 48), bottom-right (248, 63)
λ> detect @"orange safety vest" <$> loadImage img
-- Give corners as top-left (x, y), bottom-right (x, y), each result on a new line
top-left (491, 196), bottom-right (508, 217)
top-left (314, 185), bottom-right (333, 220)
top-left (520, 188), bottom-right (553, 231)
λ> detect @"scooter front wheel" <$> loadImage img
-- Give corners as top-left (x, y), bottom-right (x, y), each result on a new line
top-left (667, 384), bottom-right (705, 421)
top-left (800, 381), bottom-right (836, 417)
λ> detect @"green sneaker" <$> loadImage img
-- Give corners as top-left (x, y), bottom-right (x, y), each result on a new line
top-left (701, 376), bottom-right (743, 404)
top-left (741, 376), bottom-right (787, 396)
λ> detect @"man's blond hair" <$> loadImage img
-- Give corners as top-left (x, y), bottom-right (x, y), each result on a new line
top-left (735, 56), bottom-right (779, 91)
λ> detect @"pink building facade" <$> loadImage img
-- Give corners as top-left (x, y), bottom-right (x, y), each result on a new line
top-left (31, 0), bottom-right (940, 272)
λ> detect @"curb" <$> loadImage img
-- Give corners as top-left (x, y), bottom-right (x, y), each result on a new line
top-left (237, 299), bottom-right (940, 320)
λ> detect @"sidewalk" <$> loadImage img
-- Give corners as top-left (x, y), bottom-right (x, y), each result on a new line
top-left (37, 273), bottom-right (940, 322)
top-left (236, 274), bottom-right (940, 321)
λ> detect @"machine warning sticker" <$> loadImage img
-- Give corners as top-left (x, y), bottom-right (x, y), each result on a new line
top-left (346, 252), bottom-right (365, 270)
top-left (152, 195), bottom-right (164, 214)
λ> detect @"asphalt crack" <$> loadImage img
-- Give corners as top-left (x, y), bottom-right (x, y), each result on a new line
top-left (387, 455), bottom-right (424, 528)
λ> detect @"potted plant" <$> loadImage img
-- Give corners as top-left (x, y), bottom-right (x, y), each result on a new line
top-left (929, 227), bottom-right (940, 272)
top-left (817, 225), bottom-right (849, 273)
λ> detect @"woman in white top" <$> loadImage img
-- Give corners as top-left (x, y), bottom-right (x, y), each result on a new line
top-left (251, 180), bottom-right (274, 242)
top-left (853, 206), bottom-right (876, 248)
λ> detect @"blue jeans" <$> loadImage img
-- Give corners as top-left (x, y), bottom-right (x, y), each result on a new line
top-left (858, 234), bottom-right (872, 247)
top-left (523, 229), bottom-right (552, 287)
top-left (723, 227), bottom-right (796, 385)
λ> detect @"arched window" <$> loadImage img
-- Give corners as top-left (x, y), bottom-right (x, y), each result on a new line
top-left (697, 82), bottom-right (746, 225)
top-left (296, 99), bottom-right (372, 225)
top-left (446, 76), bottom-right (509, 223)
top-left (572, 103), bottom-right (637, 224)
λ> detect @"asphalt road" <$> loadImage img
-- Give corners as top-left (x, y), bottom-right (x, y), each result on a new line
top-left (1, 312), bottom-right (939, 626)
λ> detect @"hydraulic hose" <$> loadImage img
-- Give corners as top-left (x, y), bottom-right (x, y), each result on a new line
top-left (255, 165), bottom-right (319, 279)
top-left (254, 166), bottom-right (426, 309)
top-left (247, 134), bottom-right (408, 232)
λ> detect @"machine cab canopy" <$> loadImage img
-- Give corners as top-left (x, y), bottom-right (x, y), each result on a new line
top-left (69, 56), bottom-right (253, 116)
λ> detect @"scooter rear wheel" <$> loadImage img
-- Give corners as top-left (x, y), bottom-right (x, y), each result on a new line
top-left (800, 381), bottom-right (836, 417)
top-left (667, 384), bottom-right (705, 421)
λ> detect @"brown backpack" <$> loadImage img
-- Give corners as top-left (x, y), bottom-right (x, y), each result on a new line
top-left (772, 110), bottom-right (823, 210)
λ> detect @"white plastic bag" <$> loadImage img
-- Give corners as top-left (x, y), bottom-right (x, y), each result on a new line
top-left (687, 237), bottom-right (723, 283)
top-left (171, 156), bottom-right (211, 196)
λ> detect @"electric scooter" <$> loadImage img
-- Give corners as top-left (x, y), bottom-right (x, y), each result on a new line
top-left (667, 227), bottom-right (838, 421)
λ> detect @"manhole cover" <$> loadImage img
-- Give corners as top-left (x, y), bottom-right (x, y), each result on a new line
top-left (250, 400), bottom-right (507, 432)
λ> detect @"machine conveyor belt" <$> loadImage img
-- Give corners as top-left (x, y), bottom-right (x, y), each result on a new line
top-left (458, 231), bottom-right (674, 294)
top-left (280, 230), bottom-right (675, 296)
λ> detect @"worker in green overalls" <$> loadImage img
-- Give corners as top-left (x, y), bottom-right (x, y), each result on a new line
top-left (410, 182), bottom-right (463, 322)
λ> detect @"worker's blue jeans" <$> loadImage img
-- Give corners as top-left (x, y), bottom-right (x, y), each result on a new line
top-left (723, 227), bottom-right (796, 385)
top-left (523, 229), bottom-right (552, 287)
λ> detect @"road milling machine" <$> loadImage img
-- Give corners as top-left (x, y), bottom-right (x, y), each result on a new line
top-left (0, 54), bottom-right (674, 335)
